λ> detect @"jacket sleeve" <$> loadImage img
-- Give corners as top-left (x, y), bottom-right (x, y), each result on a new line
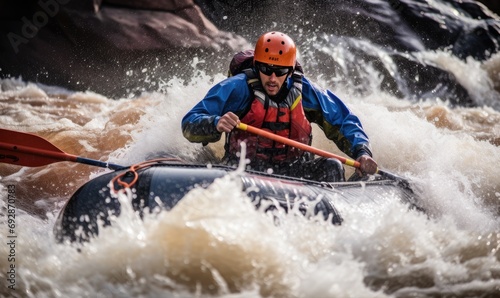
top-left (181, 74), bottom-right (251, 144)
top-left (301, 76), bottom-right (373, 159)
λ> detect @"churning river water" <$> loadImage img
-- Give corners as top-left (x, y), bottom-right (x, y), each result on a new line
top-left (1, 9), bottom-right (500, 298)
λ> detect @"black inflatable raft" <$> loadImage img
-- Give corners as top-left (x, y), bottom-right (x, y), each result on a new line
top-left (54, 160), bottom-right (420, 243)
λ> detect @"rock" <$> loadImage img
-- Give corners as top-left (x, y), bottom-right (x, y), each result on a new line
top-left (477, 0), bottom-right (500, 15)
top-left (1, 0), bottom-right (498, 107)
top-left (194, 0), bottom-right (500, 107)
top-left (0, 0), bottom-right (248, 97)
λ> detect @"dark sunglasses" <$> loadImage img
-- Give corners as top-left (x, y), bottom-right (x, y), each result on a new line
top-left (255, 63), bottom-right (292, 77)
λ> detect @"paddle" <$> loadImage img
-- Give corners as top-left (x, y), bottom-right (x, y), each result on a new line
top-left (0, 128), bottom-right (124, 170)
top-left (236, 123), bottom-right (410, 186)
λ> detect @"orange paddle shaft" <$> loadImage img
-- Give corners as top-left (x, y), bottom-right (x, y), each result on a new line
top-left (236, 123), bottom-right (361, 168)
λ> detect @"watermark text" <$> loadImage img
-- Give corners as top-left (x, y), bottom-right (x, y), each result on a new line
top-left (7, 0), bottom-right (72, 53)
top-left (5, 185), bottom-right (17, 291)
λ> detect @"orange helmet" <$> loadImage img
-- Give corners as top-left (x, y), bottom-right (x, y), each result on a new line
top-left (253, 31), bottom-right (296, 67)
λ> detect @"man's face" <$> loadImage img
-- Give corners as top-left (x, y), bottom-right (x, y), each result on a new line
top-left (256, 63), bottom-right (291, 96)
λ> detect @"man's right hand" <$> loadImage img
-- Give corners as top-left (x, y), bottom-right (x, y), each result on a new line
top-left (216, 112), bottom-right (240, 133)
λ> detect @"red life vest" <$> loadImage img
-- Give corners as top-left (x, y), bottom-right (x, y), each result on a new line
top-left (227, 69), bottom-right (312, 162)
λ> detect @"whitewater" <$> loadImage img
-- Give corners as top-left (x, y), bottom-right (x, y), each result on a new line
top-left (1, 42), bottom-right (500, 297)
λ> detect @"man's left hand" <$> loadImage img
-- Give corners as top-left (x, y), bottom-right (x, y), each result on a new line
top-left (356, 155), bottom-right (378, 175)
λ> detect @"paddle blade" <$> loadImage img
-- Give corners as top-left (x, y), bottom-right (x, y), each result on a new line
top-left (0, 129), bottom-right (75, 167)
top-left (0, 129), bottom-right (125, 170)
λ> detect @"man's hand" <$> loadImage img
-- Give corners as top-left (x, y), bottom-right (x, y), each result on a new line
top-left (356, 155), bottom-right (378, 175)
top-left (216, 112), bottom-right (240, 133)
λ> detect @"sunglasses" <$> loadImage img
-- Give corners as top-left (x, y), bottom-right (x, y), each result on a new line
top-left (255, 63), bottom-right (292, 77)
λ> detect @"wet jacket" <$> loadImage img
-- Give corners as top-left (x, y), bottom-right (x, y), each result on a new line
top-left (181, 71), bottom-right (373, 160)
top-left (227, 69), bottom-right (312, 162)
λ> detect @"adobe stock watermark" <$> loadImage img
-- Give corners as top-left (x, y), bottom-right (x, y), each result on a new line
top-left (7, 0), bottom-right (72, 54)
top-left (389, 0), bottom-right (405, 13)
top-left (5, 185), bottom-right (17, 291)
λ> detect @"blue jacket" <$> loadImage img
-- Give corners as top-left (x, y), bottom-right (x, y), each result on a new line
top-left (182, 73), bottom-right (372, 159)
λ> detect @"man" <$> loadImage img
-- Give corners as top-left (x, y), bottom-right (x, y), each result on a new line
top-left (182, 31), bottom-right (378, 182)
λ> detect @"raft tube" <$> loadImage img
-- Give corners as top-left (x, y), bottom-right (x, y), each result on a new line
top-left (54, 161), bottom-right (420, 243)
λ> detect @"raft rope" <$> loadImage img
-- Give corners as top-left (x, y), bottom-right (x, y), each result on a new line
top-left (109, 158), bottom-right (184, 194)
